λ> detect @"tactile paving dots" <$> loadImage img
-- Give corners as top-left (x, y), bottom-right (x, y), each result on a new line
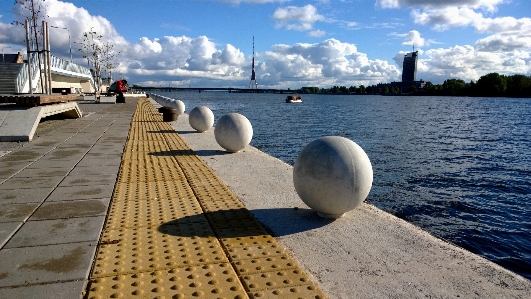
top-left (86, 99), bottom-right (328, 299)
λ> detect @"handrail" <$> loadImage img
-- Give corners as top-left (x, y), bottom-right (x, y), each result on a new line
top-left (15, 63), bottom-right (28, 93)
top-left (14, 53), bottom-right (96, 93)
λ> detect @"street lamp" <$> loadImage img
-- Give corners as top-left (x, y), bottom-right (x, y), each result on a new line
top-left (50, 25), bottom-right (72, 62)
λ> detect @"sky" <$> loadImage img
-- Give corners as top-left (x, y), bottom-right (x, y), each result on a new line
top-left (0, 0), bottom-right (530, 88)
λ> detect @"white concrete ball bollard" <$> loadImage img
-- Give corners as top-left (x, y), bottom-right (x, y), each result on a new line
top-left (293, 136), bottom-right (373, 219)
top-left (214, 113), bottom-right (253, 153)
top-left (189, 106), bottom-right (214, 132)
top-left (162, 97), bottom-right (171, 107)
top-left (172, 99), bottom-right (185, 115)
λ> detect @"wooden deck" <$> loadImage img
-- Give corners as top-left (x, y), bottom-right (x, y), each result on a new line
top-left (0, 94), bottom-right (79, 106)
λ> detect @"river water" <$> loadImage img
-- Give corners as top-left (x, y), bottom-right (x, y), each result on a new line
top-left (160, 91), bottom-right (531, 280)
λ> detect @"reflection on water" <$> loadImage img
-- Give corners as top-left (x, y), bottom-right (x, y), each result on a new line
top-left (161, 91), bottom-right (531, 280)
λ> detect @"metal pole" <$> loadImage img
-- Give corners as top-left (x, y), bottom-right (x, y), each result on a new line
top-left (26, 19), bottom-right (33, 94)
top-left (45, 21), bottom-right (52, 94)
top-left (69, 31), bottom-right (72, 63)
top-left (41, 21), bottom-right (48, 94)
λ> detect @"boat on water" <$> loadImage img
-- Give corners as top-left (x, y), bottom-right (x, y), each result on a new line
top-left (286, 95), bottom-right (302, 103)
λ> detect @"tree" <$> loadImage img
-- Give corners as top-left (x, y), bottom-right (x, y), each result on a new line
top-left (442, 79), bottom-right (466, 96)
top-left (506, 74), bottom-right (531, 97)
top-left (78, 28), bottom-right (121, 98)
top-left (358, 85), bottom-right (366, 94)
top-left (101, 41), bottom-right (121, 84)
top-left (391, 86), bottom-right (400, 94)
top-left (79, 28), bottom-right (104, 97)
top-left (475, 73), bottom-right (507, 96)
top-left (13, 0), bottom-right (48, 93)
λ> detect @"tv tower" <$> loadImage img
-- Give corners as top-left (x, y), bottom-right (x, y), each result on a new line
top-left (249, 36), bottom-right (258, 89)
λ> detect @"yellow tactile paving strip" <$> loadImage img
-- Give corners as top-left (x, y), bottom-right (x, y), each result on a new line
top-left (86, 98), bottom-right (327, 299)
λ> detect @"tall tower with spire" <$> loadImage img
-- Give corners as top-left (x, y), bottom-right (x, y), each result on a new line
top-left (249, 36), bottom-right (258, 89)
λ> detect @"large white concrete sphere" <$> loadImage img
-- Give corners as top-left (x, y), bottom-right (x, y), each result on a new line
top-left (189, 106), bottom-right (214, 132)
top-left (172, 99), bottom-right (185, 115)
top-left (293, 136), bottom-right (373, 218)
top-left (214, 113), bottom-right (253, 153)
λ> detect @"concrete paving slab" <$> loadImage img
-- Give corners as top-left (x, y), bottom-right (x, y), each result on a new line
top-left (0, 242), bottom-right (96, 288)
top-left (0, 167), bottom-right (20, 179)
top-left (14, 167), bottom-right (71, 178)
top-left (67, 165), bottom-right (122, 176)
top-left (87, 145), bottom-right (125, 154)
top-left (46, 185), bottom-right (114, 202)
top-left (58, 173), bottom-right (118, 187)
top-left (0, 151), bottom-right (41, 163)
top-left (0, 222), bottom-right (21, 248)
top-left (0, 203), bottom-right (40, 222)
top-left (2, 148), bottom-right (51, 159)
top-left (0, 187), bottom-right (54, 204)
top-left (4, 216), bottom-right (106, 248)
top-left (0, 175), bottom-right (65, 190)
top-left (0, 280), bottom-right (86, 299)
top-left (25, 158), bottom-right (78, 169)
top-left (29, 139), bottom-right (64, 147)
top-left (30, 198), bottom-right (110, 220)
top-left (45, 154), bottom-right (87, 163)
top-left (55, 142), bottom-right (94, 150)
top-left (76, 157), bottom-right (122, 168)
top-left (98, 136), bottom-right (128, 143)
top-left (0, 160), bottom-right (36, 169)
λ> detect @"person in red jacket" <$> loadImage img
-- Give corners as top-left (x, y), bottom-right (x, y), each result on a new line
top-left (116, 79), bottom-right (127, 103)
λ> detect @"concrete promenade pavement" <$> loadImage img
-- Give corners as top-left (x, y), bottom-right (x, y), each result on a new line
top-left (0, 99), bottom-right (136, 298)
top-left (0, 96), bottom-right (529, 298)
top-left (168, 107), bottom-right (531, 298)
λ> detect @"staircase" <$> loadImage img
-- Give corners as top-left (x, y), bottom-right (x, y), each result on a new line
top-left (0, 63), bottom-right (24, 94)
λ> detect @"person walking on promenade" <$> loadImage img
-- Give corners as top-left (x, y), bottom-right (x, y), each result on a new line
top-left (116, 79), bottom-right (128, 103)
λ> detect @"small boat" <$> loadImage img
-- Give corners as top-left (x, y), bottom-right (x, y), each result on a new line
top-left (286, 95), bottom-right (302, 103)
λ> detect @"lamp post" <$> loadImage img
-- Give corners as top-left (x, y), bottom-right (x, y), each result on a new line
top-left (50, 25), bottom-right (72, 62)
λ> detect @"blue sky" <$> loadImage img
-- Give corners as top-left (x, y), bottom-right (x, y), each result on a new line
top-left (1, 0), bottom-right (530, 88)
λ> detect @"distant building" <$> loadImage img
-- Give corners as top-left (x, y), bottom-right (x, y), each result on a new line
top-left (402, 51), bottom-right (418, 82)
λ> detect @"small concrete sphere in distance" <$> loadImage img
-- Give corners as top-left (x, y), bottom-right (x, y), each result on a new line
top-left (293, 136), bottom-right (373, 219)
top-left (171, 99), bottom-right (185, 115)
top-left (189, 106), bottom-right (214, 132)
top-left (214, 113), bottom-right (253, 153)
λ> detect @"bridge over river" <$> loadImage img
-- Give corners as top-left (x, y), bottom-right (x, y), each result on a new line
top-left (136, 87), bottom-right (301, 94)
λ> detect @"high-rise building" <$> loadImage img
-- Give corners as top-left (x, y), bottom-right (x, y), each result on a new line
top-left (402, 51), bottom-right (418, 82)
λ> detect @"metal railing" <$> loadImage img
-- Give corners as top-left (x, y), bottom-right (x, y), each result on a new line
top-left (15, 63), bottom-right (29, 94)
top-left (14, 53), bottom-right (96, 93)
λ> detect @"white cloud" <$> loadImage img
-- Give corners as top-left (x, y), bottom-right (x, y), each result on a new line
top-left (411, 7), bottom-right (482, 31)
top-left (272, 4), bottom-right (325, 31)
top-left (415, 45), bottom-right (531, 82)
top-left (4, 0), bottom-right (128, 62)
top-left (376, 0), bottom-right (505, 11)
top-left (258, 39), bottom-right (400, 87)
top-left (390, 30), bottom-right (426, 46)
top-left (308, 30), bottom-right (326, 37)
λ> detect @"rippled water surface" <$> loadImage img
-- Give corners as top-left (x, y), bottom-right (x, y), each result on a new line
top-left (161, 92), bottom-right (531, 280)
